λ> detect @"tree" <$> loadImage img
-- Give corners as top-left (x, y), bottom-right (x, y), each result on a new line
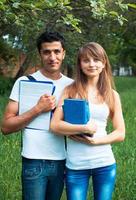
top-left (0, 0), bottom-right (136, 77)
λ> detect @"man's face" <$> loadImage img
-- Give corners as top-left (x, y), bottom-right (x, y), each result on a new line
top-left (40, 41), bottom-right (65, 74)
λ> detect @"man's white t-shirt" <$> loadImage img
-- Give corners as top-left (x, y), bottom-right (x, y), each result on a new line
top-left (10, 70), bottom-right (73, 160)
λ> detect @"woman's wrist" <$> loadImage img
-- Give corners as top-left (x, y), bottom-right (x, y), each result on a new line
top-left (82, 124), bottom-right (88, 133)
top-left (82, 124), bottom-right (90, 133)
top-left (81, 124), bottom-right (96, 135)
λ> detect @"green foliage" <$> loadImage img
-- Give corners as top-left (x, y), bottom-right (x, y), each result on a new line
top-left (0, 0), bottom-right (136, 77)
top-left (86, 0), bottom-right (107, 19)
top-left (128, 3), bottom-right (136, 9)
top-left (0, 38), bottom-right (17, 61)
top-left (61, 14), bottom-right (81, 33)
top-left (0, 77), bottom-right (136, 199)
top-left (0, 0), bottom-right (131, 35)
top-left (0, 76), bottom-right (14, 95)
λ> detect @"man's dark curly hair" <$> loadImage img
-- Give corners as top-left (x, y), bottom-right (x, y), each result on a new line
top-left (37, 31), bottom-right (65, 53)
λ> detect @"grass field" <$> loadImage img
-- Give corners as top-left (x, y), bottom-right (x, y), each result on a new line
top-left (0, 77), bottom-right (136, 200)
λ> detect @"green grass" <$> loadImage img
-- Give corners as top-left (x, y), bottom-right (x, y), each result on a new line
top-left (0, 77), bottom-right (136, 200)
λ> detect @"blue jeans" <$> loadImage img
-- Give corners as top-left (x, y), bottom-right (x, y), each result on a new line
top-left (66, 164), bottom-right (116, 200)
top-left (22, 157), bottom-right (65, 200)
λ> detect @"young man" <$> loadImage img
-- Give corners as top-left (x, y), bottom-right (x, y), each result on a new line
top-left (1, 32), bottom-right (73, 200)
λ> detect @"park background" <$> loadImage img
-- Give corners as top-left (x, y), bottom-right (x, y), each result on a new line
top-left (0, 0), bottom-right (136, 199)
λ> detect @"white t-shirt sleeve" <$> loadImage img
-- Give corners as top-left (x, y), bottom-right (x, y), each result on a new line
top-left (9, 76), bottom-right (28, 102)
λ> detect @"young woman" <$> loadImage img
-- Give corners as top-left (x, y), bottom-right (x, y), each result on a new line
top-left (50, 42), bottom-right (125, 200)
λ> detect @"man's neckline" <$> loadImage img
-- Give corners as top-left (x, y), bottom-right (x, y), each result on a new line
top-left (39, 70), bottom-right (63, 81)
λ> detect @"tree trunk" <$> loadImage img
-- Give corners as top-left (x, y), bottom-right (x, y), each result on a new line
top-left (14, 55), bottom-right (31, 80)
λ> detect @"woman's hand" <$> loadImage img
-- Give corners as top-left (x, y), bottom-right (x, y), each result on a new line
top-left (68, 135), bottom-right (91, 144)
top-left (83, 120), bottom-right (97, 135)
top-left (69, 134), bottom-right (98, 145)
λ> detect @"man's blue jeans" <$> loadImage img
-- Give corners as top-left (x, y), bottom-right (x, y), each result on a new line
top-left (22, 157), bottom-right (65, 200)
top-left (66, 163), bottom-right (116, 200)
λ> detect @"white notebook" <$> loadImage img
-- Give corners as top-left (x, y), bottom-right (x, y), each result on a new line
top-left (19, 80), bottom-right (55, 130)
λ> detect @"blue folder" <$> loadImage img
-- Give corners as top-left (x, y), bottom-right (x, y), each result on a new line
top-left (63, 99), bottom-right (90, 124)
top-left (63, 99), bottom-right (92, 137)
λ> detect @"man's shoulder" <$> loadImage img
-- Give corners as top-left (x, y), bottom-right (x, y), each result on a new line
top-left (61, 74), bottom-right (73, 82)
top-left (60, 75), bottom-right (73, 88)
top-left (13, 76), bottom-right (28, 85)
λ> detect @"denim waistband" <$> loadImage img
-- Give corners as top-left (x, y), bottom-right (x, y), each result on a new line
top-left (22, 156), bottom-right (65, 164)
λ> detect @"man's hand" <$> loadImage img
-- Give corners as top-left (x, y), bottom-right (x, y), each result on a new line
top-left (35, 94), bottom-right (56, 113)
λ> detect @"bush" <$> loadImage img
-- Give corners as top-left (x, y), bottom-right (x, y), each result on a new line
top-left (0, 76), bottom-right (14, 95)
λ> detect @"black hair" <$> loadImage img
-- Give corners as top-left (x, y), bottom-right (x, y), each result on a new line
top-left (37, 31), bottom-right (65, 53)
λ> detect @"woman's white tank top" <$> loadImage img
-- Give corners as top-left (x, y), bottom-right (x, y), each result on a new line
top-left (66, 102), bottom-right (116, 170)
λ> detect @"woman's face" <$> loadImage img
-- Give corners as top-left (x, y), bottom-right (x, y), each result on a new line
top-left (80, 56), bottom-right (105, 78)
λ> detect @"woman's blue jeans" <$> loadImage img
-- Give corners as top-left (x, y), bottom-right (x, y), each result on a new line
top-left (66, 164), bottom-right (116, 200)
top-left (22, 157), bottom-right (65, 200)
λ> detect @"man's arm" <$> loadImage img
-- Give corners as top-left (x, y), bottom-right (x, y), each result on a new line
top-left (1, 94), bottom-right (56, 135)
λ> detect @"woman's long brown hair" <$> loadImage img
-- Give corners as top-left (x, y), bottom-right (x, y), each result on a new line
top-left (65, 42), bottom-right (115, 116)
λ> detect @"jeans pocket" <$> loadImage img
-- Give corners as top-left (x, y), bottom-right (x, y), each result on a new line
top-left (23, 163), bottom-right (42, 180)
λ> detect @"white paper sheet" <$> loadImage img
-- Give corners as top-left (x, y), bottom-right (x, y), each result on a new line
top-left (19, 80), bottom-right (55, 130)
